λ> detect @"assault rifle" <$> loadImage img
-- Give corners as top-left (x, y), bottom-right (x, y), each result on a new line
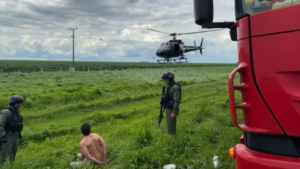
top-left (159, 86), bottom-right (166, 127)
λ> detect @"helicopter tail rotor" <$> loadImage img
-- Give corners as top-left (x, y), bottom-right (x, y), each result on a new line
top-left (194, 40), bottom-right (197, 54)
top-left (194, 38), bottom-right (204, 55)
top-left (199, 38), bottom-right (204, 55)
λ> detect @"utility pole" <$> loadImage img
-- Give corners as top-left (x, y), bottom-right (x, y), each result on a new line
top-left (69, 27), bottom-right (77, 72)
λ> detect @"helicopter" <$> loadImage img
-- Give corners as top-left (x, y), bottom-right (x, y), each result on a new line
top-left (147, 28), bottom-right (223, 63)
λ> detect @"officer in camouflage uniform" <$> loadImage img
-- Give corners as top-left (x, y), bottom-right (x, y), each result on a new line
top-left (0, 95), bottom-right (24, 163)
top-left (161, 72), bottom-right (181, 135)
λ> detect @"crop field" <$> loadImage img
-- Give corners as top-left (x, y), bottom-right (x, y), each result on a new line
top-left (0, 60), bottom-right (236, 72)
top-left (0, 65), bottom-right (242, 169)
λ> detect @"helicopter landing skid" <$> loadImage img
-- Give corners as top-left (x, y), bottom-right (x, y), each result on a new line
top-left (173, 57), bottom-right (188, 63)
top-left (157, 59), bottom-right (172, 64)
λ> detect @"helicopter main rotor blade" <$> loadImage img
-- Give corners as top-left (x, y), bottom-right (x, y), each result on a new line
top-left (177, 29), bottom-right (223, 35)
top-left (147, 29), bottom-right (170, 35)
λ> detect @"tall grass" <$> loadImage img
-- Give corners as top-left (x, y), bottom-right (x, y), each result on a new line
top-left (0, 66), bottom-right (241, 169)
top-left (0, 60), bottom-right (237, 72)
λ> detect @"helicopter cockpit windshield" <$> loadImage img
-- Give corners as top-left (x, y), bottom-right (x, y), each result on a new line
top-left (158, 43), bottom-right (170, 51)
top-left (164, 43), bottom-right (170, 50)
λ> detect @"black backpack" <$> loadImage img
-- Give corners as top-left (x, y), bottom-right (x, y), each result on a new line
top-left (3, 108), bottom-right (23, 133)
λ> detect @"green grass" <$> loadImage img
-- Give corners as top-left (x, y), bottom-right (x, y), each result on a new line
top-left (0, 65), bottom-right (242, 169)
top-left (0, 60), bottom-right (237, 72)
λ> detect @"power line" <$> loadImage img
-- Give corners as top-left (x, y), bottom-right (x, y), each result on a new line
top-left (69, 27), bottom-right (77, 71)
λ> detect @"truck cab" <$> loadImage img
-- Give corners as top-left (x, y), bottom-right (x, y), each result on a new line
top-left (193, 0), bottom-right (300, 168)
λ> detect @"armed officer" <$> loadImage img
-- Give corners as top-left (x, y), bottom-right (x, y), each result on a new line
top-left (161, 72), bottom-right (181, 135)
top-left (0, 95), bottom-right (24, 163)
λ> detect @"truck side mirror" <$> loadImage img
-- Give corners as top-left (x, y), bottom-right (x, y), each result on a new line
top-left (193, 0), bottom-right (237, 41)
top-left (194, 0), bottom-right (214, 25)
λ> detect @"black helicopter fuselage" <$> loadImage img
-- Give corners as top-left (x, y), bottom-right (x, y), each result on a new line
top-left (147, 28), bottom-right (218, 63)
top-left (156, 42), bottom-right (184, 58)
top-left (156, 39), bottom-right (203, 59)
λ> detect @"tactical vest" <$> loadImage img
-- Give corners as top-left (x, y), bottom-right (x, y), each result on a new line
top-left (164, 81), bottom-right (182, 108)
top-left (3, 108), bottom-right (23, 133)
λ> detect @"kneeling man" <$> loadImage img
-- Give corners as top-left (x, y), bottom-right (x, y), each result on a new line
top-left (70, 123), bottom-right (107, 168)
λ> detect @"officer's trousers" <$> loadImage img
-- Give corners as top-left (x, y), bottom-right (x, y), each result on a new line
top-left (0, 132), bottom-right (19, 163)
top-left (166, 109), bottom-right (177, 135)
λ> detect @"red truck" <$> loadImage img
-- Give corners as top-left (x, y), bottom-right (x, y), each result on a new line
top-left (193, 0), bottom-right (300, 168)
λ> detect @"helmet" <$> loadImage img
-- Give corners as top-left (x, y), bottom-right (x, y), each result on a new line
top-left (162, 72), bottom-right (175, 81)
top-left (9, 95), bottom-right (24, 106)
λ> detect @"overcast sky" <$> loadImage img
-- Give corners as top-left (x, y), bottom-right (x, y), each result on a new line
top-left (0, 0), bottom-right (237, 63)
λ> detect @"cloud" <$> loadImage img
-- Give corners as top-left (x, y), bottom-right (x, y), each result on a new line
top-left (0, 0), bottom-right (237, 63)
